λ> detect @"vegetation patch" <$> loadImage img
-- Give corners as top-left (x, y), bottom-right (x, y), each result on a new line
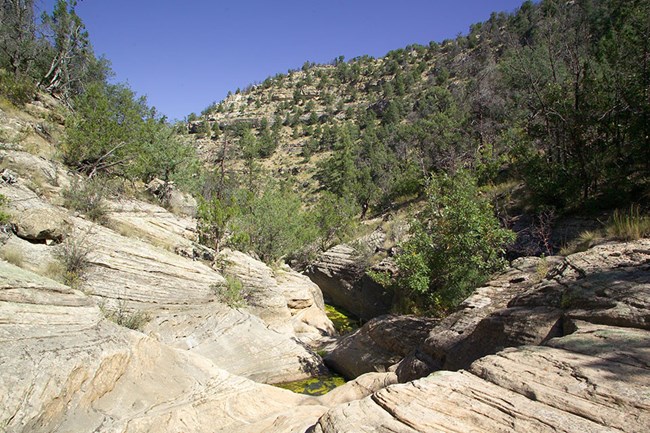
top-left (101, 302), bottom-right (151, 331)
top-left (52, 231), bottom-right (93, 289)
top-left (62, 177), bottom-right (109, 223)
top-left (606, 205), bottom-right (650, 241)
top-left (211, 275), bottom-right (251, 308)
top-left (325, 304), bottom-right (359, 334)
top-left (274, 374), bottom-right (346, 396)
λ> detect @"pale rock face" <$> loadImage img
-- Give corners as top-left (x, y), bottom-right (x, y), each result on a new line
top-left (217, 249), bottom-right (335, 341)
top-left (0, 261), bottom-right (327, 433)
top-left (145, 305), bottom-right (325, 384)
top-left (307, 241), bottom-right (393, 320)
top-left (0, 174), bottom-right (328, 384)
top-left (325, 315), bottom-right (438, 379)
top-left (312, 323), bottom-right (650, 433)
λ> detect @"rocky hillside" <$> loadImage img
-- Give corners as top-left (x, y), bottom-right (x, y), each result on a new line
top-left (1, 93), bottom-right (649, 433)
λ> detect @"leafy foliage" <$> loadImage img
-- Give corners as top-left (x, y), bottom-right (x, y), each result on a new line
top-left (386, 171), bottom-right (515, 314)
top-left (61, 176), bottom-right (108, 223)
top-left (63, 82), bottom-right (198, 183)
top-left (211, 275), bottom-right (250, 308)
top-left (229, 183), bottom-right (317, 263)
top-left (0, 193), bottom-right (10, 224)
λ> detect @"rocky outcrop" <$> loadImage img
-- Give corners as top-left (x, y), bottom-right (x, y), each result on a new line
top-left (0, 261), bottom-right (329, 433)
top-left (0, 173), bottom-right (326, 384)
top-left (396, 255), bottom-right (564, 380)
top-left (325, 315), bottom-right (438, 379)
top-left (312, 316), bottom-right (650, 432)
top-left (307, 233), bottom-right (393, 320)
top-left (217, 249), bottom-right (336, 342)
top-left (397, 239), bottom-right (650, 382)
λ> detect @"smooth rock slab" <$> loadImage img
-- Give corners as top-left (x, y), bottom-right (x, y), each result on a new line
top-left (312, 324), bottom-right (650, 433)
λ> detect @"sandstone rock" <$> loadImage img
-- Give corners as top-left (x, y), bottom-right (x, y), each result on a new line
top-left (0, 182), bottom-right (328, 384)
top-left (319, 372), bottom-right (398, 406)
top-left (145, 305), bottom-right (325, 384)
top-left (312, 324), bottom-right (650, 433)
top-left (0, 261), bottom-right (328, 433)
top-left (326, 315), bottom-right (438, 379)
top-left (11, 206), bottom-right (70, 243)
top-left (398, 240), bottom-right (650, 382)
top-left (397, 255), bottom-right (561, 380)
top-left (307, 240), bottom-right (392, 320)
top-left (217, 249), bottom-right (335, 340)
top-left (106, 197), bottom-right (199, 254)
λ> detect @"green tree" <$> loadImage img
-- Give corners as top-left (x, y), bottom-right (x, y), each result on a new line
top-left (388, 170), bottom-right (514, 314)
top-left (0, 0), bottom-right (36, 76)
top-left (230, 183), bottom-right (316, 263)
top-left (197, 195), bottom-right (239, 252)
top-left (313, 191), bottom-right (358, 251)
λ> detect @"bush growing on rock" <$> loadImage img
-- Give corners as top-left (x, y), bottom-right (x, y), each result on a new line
top-left (0, 193), bottom-right (10, 224)
top-left (52, 230), bottom-right (93, 289)
top-left (211, 275), bottom-right (250, 308)
top-left (62, 177), bottom-right (108, 223)
top-left (378, 170), bottom-right (515, 315)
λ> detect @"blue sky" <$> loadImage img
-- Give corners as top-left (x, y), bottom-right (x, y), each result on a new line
top-left (40, 0), bottom-right (526, 121)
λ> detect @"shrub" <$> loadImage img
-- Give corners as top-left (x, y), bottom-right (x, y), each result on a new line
top-left (52, 231), bottom-right (93, 289)
top-left (211, 275), bottom-right (250, 308)
top-left (382, 170), bottom-right (515, 315)
top-left (559, 230), bottom-right (604, 256)
top-left (0, 246), bottom-right (23, 267)
top-left (229, 183), bottom-right (317, 264)
top-left (101, 301), bottom-right (150, 330)
top-left (62, 177), bottom-right (108, 223)
top-left (0, 69), bottom-right (35, 105)
top-left (0, 193), bottom-right (10, 224)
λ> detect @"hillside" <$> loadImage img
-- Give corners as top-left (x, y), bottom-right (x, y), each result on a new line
top-left (189, 0), bottom-right (650, 217)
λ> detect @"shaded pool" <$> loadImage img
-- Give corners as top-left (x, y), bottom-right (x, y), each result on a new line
top-left (274, 374), bottom-right (346, 396)
top-left (325, 304), bottom-right (360, 334)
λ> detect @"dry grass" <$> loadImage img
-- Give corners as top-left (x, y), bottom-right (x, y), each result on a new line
top-left (559, 230), bottom-right (605, 256)
top-left (606, 205), bottom-right (650, 241)
top-left (0, 246), bottom-right (24, 267)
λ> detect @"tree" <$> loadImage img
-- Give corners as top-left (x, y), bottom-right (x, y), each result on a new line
top-left (197, 196), bottom-right (239, 253)
top-left (313, 191), bottom-right (358, 251)
top-left (64, 82), bottom-right (197, 183)
top-left (230, 183), bottom-right (317, 263)
top-left (386, 170), bottom-right (514, 314)
top-left (0, 0), bottom-right (36, 76)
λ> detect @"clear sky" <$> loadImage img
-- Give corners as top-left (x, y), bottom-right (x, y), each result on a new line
top-left (39, 0), bottom-right (526, 121)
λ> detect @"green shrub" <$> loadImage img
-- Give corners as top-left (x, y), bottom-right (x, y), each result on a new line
top-left (383, 170), bottom-right (515, 315)
top-left (0, 69), bottom-right (35, 106)
top-left (229, 183), bottom-right (317, 264)
top-left (53, 231), bottom-right (93, 289)
top-left (211, 276), bottom-right (250, 308)
top-left (101, 302), bottom-right (150, 330)
top-left (0, 194), bottom-right (10, 224)
top-left (62, 177), bottom-right (108, 223)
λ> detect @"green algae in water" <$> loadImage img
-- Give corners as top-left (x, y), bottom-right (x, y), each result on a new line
top-left (325, 304), bottom-right (359, 334)
top-left (275, 375), bottom-right (346, 396)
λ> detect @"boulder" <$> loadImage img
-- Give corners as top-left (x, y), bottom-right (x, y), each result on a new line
top-left (307, 238), bottom-right (392, 320)
top-left (325, 315), bottom-right (438, 379)
top-left (397, 255), bottom-right (561, 380)
top-left (11, 206), bottom-right (70, 243)
top-left (145, 305), bottom-right (325, 384)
